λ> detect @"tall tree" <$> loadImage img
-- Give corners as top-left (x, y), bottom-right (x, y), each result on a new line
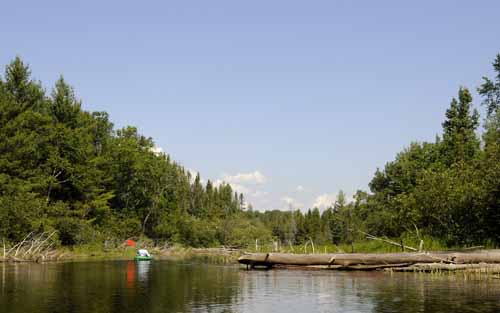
top-left (478, 53), bottom-right (500, 119)
top-left (441, 88), bottom-right (480, 165)
top-left (190, 173), bottom-right (205, 217)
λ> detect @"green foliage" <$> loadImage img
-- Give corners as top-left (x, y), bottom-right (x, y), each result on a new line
top-left (55, 217), bottom-right (94, 245)
top-left (216, 214), bottom-right (272, 248)
top-left (478, 53), bottom-right (500, 119)
top-left (441, 88), bottom-right (480, 165)
top-left (358, 58), bottom-right (498, 246)
top-left (239, 52), bottom-right (500, 249)
top-left (178, 216), bottom-right (218, 247)
top-left (1, 52), bottom-right (500, 251)
top-left (0, 57), bottom-right (247, 248)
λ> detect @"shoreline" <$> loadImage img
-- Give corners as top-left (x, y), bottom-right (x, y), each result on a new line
top-left (4, 248), bottom-right (500, 278)
top-left (0, 246), bottom-right (243, 264)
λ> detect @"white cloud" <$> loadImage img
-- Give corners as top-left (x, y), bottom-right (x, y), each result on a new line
top-left (281, 196), bottom-right (303, 209)
top-left (312, 192), bottom-right (354, 210)
top-left (186, 168), bottom-right (205, 184)
top-left (229, 183), bottom-right (251, 194)
top-left (252, 190), bottom-right (269, 198)
top-left (186, 168), bottom-right (198, 177)
top-left (312, 193), bottom-right (337, 210)
top-left (281, 196), bottom-right (294, 205)
top-left (150, 145), bottom-right (164, 155)
top-left (296, 185), bottom-right (305, 192)
top-left (213, 170), bottom-right (271, 211)
top-left (221, 171), bottom-right (267, 185)
top-left (213, 180), bottom-right (250, 194)
top-left (215, 170), bottom-right (267, 198)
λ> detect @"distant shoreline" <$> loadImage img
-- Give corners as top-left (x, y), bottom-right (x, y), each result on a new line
top-left (0, 246), bottom-right (242, 264)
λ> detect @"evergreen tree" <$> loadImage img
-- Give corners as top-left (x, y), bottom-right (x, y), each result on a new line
top-left (190, 173), bottom-right (205, 217)
top-left (478, 53), bottom-right (500, 119)
top-left (441, 88), bottom-right (480, 164)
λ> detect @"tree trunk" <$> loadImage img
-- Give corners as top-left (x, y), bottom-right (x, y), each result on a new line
top-left (238, 250), bottom-right (500, 269)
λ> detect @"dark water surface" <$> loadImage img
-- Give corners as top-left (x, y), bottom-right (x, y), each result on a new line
top-left (1, 261), bottom-right (500, 313)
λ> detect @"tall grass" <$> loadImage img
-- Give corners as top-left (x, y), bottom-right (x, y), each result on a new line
top-left (244, 237), bottom-right (464, 254)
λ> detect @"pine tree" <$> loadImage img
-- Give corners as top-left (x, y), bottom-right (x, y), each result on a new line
top-left (3, 57), bottom-right (45, 112)
top-left (441, 88), bottom-right (480, 165)
top-left (50, 77), bottom-right (81, 126)
top-left (190, 173), bottom-right (205, 217)
top-left (478, 53), bottom-right (500, 119)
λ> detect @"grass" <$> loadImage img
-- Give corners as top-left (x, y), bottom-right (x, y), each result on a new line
top-left (243, 237), bottom-right (460, 254)
top-left (58, 244), bottom-right (138, 261)
top-left (49, 243), bottom-right (241, 264)
top-left (160, 246), bottom-right (241, 264)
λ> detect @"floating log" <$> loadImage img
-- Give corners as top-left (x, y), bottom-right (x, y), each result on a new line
top-left (238, 250), bottom-right (500, 270)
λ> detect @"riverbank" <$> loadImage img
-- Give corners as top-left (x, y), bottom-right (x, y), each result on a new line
top-left (5, 245), bottom-right (500, 278)
top-left (0, 237), bottom-right (494, 265)
top-left (0, 244), bottom-right (243, 263)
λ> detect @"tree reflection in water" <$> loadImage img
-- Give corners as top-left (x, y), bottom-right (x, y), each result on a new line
top-left (1, 263), bottom-right (500, 313)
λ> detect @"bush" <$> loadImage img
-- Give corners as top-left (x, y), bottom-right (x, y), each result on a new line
top-left (56, 217), bottom-right (95, 245)
top-left (102, 216), bottom-right (142, 240)
top-left (178, 217), bottom-right (218, 247)
top-left (216, 216), bottom-right (272, 248)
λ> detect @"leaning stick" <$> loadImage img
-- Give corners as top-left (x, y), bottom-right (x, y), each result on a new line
top-left (31, 231), bottom-right (56, 256)
top-left (24, 232), bottom-right (46, 256)
top-left (14, 232), bottom-right (34, 257)
top-left (355, 229), bottom-right (418, 251)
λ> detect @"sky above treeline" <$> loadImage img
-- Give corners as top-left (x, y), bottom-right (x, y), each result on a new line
top-left (1, 0), bottom-right (499, 211)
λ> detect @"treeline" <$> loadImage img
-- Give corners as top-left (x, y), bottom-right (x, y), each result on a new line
top-left (249, 53), bottom-right (500, 248)
top-left (0, 57), bottom-right (271, 247)
top-left (1, 53), bottom-right (499, 250)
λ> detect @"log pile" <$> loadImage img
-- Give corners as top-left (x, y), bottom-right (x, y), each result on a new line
top-left (238, 250), bottom-right (500, 271)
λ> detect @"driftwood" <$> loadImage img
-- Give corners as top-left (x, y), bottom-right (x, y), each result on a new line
top-left (238, 250), bottom-right (500, 271)
top-left (1, 232), bottom-right (59, 263)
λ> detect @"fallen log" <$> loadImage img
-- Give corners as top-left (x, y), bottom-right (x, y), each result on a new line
top-left (238, 250), bottom-right (500, 270)
top-left (387, 263), bottom-right (500, 273)
top-left (270, 263), bottom-right (414, 271)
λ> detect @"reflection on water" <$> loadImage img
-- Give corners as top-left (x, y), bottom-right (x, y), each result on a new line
top-left (125, 261), bottom-right (152, 289)
top-left (1, 261), bottom-right (500, 313)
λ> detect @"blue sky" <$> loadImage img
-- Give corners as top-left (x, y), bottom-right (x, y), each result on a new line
top-left (1, 0), bottom-right (499, 210)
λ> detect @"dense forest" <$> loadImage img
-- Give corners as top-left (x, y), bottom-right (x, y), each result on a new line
top-left (0, 57), bottom-right (268, 247)
top-left (0, 53), bottom-right (499, 249)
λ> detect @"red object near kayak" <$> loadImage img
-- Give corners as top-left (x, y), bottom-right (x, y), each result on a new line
top-left (126, 239), bottom-right (136, 247)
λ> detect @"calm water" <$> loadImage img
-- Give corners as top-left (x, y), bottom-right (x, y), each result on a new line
top-left (1, 261), bottom-right (500, 313)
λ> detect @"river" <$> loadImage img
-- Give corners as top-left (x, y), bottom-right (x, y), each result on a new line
top-left (1, 261), bottom-right (500, 312)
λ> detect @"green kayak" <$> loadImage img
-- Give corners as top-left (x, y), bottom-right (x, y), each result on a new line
top-left (134, 255), bottom-right (153, 261)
